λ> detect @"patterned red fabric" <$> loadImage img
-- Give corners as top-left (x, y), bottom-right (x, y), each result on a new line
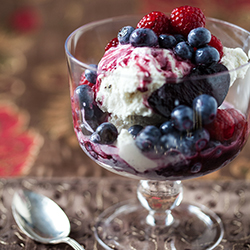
top-left (0, 104), bottom-right (43, 176)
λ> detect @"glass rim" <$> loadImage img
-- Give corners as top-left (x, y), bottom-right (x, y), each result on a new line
top-left (64, 15), bottom-right (250, 81)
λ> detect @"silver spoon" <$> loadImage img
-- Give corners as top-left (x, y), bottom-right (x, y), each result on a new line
top-left (12, 189), bottom-right (85, 250)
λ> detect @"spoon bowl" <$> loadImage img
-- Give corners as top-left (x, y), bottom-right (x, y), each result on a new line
top-left (12, 189), bottom-right (85, 250)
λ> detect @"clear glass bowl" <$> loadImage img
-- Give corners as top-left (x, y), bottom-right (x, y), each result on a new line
top-left (65, 15), bottom-right (250, 250)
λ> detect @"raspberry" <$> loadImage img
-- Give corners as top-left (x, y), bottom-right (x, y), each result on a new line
top-left (206, 109), bottom-right (235, 141)
top-left (105, 37), bottom-right (119, 51)
top-left (227, 108), bottom-right (247, 140)
top-left (208, 35), bottom-right (224, 59)
top-left (79, 73), bottom-right (94, 88)
top-left (136, 11), bottom-right (169, 36)
top-left (170, 6), bottom-right (206, 37)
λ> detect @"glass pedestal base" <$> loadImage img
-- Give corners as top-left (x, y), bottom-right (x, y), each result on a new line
top-left (94, 199), bottom-right (224, 250)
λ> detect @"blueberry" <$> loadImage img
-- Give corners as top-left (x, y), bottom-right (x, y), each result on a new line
top-left (158, 34), bottom-right (177, 49)
top-left (128, 125), bottom-right (143, 138)
top-left (89, 132), bottom-right (101, 144)
top-left (135, 125), bottom-right (164, 158)
top-left (160, 132), bottom-right (180, 151)
top-left (195, 46), bottom-right (220, 65)
top-left (118, 26), bottom-right (135, 44)
top-left (188, 27), bottom-right (211, 48)
top-left (173, 34), bottom-right (185, 43)
top-left (180, 129), bottom-right (210, 155)
top-left (174, 42), bottom-right (194, 60)
top-left (180, 136), bottom-right (196, 156)
top-left (160, 120), bottom-right (176, 134)
top-left (171, 105), bottom-right (194, 131)
top-left (74, 85), bottom-right (95, 120)
top-left (193, 94), bottom-right (218, 125)
top-left (90, 122), bottom-right (118, 145)
top-left (85, 64), bottom-right (98, 84)
top-left (191, 128), bottom-right (210, 151)
top-left (129, 28), bottom-right (158, 47)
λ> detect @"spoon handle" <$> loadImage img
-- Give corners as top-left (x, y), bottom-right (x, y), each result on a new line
top-left (61, 237), bottom-right (85, 250)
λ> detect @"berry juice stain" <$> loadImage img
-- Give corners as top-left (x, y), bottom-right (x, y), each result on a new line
top-left (98, 44), bottom-right (133, 72)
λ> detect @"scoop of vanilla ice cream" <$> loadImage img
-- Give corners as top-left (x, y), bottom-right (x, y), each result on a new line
top-left (96, 45), bottom-right (192, 121)
top-left (221, 47), bottom-right (249, 86)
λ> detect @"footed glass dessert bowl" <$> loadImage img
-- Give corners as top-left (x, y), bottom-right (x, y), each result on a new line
top-left (65, 8), bottom-right (250, 250)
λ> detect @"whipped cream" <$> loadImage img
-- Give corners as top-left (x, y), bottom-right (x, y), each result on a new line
top-left (221, 47), bottom-right (249, 86)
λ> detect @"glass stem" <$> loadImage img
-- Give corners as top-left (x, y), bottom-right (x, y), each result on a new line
top-left (137, 180), bottom-right (183, 226)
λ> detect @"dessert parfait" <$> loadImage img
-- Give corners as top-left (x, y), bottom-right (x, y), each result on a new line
top-left (71, 6), bottom-right (250, 181)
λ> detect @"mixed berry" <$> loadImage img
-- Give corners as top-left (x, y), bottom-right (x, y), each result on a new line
top-left (72, 6), bottom-right (248, 178)
top-left (106, 6), bottom-right (223, 62)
